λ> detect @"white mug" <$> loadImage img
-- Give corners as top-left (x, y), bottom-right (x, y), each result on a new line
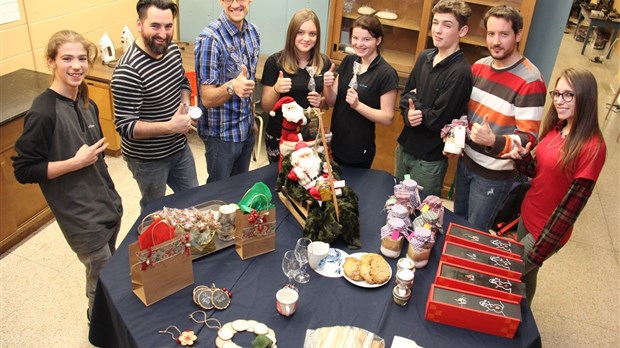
top-left (276, 287), bottom-right (298, 316)
top-left (307, 241), bottom-right (330, 270)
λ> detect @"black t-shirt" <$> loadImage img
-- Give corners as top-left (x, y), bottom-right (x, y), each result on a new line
top-left (261, 52), bottom-right (331, 138)
top-left (331, 54), bottom-right (398, 166)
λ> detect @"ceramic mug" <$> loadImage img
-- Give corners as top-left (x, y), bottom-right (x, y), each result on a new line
top-left (307, 241), bottom-right (330, 270)
top-left (276, 287), bottom-right (298, 317)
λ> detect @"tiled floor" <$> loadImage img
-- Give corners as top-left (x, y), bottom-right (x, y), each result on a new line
top-left (1, 32), bottom-right (619, 347)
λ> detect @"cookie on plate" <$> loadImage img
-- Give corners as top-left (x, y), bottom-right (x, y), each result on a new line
top-left (343, 257), bottom-right (362, 281)
top-left (369, 255), bottom-right (391, 284)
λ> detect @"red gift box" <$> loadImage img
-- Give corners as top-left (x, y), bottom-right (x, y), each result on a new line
top-left (435, 261), bottom-right (524, 303)
top-left (441, 241), bottom-right (524, 279)
top-left (446, 223), bottom-right (524, 259)
top-left (425, 284), bottom-right (521, 338)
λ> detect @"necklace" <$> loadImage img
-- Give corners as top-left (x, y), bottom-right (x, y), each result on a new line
top-left (547, 129), bottom-right (568, 149)
top-left (158, 325), bottom-right (198, 346)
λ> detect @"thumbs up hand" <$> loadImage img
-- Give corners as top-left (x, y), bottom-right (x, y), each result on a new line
top-left (231, 64), bottom-right (255, 99)
top-left (471, 115), bottom-right (496, 146)
top-left (323, 63), bottom-right (336, 88)
top-left (273, 70), bottom-right (292, 94)
top-left (407, 98), bottom-right (423, 127)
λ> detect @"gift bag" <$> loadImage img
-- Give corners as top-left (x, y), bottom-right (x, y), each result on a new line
top-left (129, 232), bottom-right (194, 306)
top-left (235, 187), bottom-right (276, 259)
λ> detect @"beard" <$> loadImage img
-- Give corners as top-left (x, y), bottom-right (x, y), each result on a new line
top-left (143, 33), bottom-right (171, 55)
top-left (297, 155), bottom-right (322, 179)
top-left (488, 44), bottom-right (515, 61)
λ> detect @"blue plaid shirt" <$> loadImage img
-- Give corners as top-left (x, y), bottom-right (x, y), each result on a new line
top-left (195, 11), bottom-right (260, 142)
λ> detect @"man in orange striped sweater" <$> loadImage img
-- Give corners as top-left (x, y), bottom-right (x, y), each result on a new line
top-left (454, 5), bottom-right (546, 232)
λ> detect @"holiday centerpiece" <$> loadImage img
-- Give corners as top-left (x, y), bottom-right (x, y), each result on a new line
top-left (273, 97), bottom-right (361, 249)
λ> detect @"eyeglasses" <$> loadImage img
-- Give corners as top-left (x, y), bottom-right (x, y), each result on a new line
top-left (223, 0), bottom-right (246, 4)
top-left (549, 91), bottom-right (574, 102)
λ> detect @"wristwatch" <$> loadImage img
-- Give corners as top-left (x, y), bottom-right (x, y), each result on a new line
top-left (226, 82), bottom-right (234, 95)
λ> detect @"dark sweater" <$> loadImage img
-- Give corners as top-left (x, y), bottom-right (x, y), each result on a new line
top-left (12, 89), bottom-right (122, 254)
top-left (398, 48), bottom-right (472, 161)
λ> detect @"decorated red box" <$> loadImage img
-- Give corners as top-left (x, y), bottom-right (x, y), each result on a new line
top-left (425, 284), bottom-right (521, 338)
top-left (441, 241), bottom-right (524, 279)
top-left (435, 261), bottom-right (524, 303)
top-left (446, 223), bottom-right (524, 259)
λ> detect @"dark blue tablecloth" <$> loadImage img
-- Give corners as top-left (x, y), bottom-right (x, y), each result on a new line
top-left (89, 164), bottom-right (541, 348)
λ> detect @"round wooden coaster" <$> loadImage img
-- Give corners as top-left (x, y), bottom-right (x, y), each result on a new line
top-left (212, 288), bottom-right (231, 310)
top-left (232, 319), bottom-right (250, 332)
top-left (215, 336), bottom-right (227, 348)
top-left (253, 323), bottom-right (269, 335)
top-left (222, 341), bottom-right (242, 348)
top-left (222, 322), bottom-right (235, 332)
top-left (195, 288), bottom-right (214, 310)
top-left (246, 319), bottom-right (258, 333)
top-left (218, 327), bottom-right (234, 341)
top-left (266, 329), bottom-right (277, 344)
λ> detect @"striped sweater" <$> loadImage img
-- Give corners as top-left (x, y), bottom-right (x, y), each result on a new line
top-left (463, 56), bottom-right (546, 179)
top-left (112, 42), bottom-right (191, 160)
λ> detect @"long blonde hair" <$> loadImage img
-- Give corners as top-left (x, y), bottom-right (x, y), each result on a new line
top-left (540, 68), bottom-right (605, 175)
top-left (279, 9), bottom-right (324, 74)
top-left (46, 30), bottom-right (98, 107)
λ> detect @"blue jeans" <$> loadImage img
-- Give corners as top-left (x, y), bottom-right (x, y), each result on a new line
top-left (204, 132), bottom-right (254, 184)
top-left (394, 145), bottom-right (448, 197)
top-left (453, 159), bottom-right (512, 232)
top-left (125, 146), bottom-right (199, 210)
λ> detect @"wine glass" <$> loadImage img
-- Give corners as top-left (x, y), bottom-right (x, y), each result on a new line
top-left (294, 237), bottom-right (311, 283)
top-left (282, 250), bottom-right (300, 291)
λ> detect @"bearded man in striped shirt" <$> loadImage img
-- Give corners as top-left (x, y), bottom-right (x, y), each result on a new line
top-left (112, 0), bottom-right (199, 211)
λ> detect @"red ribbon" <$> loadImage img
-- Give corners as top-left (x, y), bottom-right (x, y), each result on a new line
top-left (246, 209), bottom-right (269, 237)
top-left (183, 233), bottom-right (191, 256)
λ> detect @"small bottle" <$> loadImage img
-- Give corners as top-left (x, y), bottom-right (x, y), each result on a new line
top-left (392, 286), bottom-right (412, 306)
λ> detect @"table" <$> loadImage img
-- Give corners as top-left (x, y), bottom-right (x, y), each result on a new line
top-left (89, 164), bottom-right (541, 348)
top-left (574, 4), bottom-right (620, 59)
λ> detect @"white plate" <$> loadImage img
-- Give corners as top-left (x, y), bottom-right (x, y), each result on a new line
top-left (341, 252), bottom-right (392, 288)
top-left (314, 248), bottom-right (348, 278)
top-left (376, 10), bottom-right (398, 20)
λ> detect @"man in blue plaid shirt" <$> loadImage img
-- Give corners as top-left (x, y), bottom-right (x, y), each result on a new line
top-left (195, 0), bottom-right (260, 183)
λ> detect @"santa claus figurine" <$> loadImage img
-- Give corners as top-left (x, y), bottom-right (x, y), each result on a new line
top-left (287, 143), bottom-right (330, 202)
top-left (270, 96), bottom-right (307, 142)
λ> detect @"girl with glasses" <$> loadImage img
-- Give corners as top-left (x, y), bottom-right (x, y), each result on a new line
top-left (502, 68), bottom-right (607, 303)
